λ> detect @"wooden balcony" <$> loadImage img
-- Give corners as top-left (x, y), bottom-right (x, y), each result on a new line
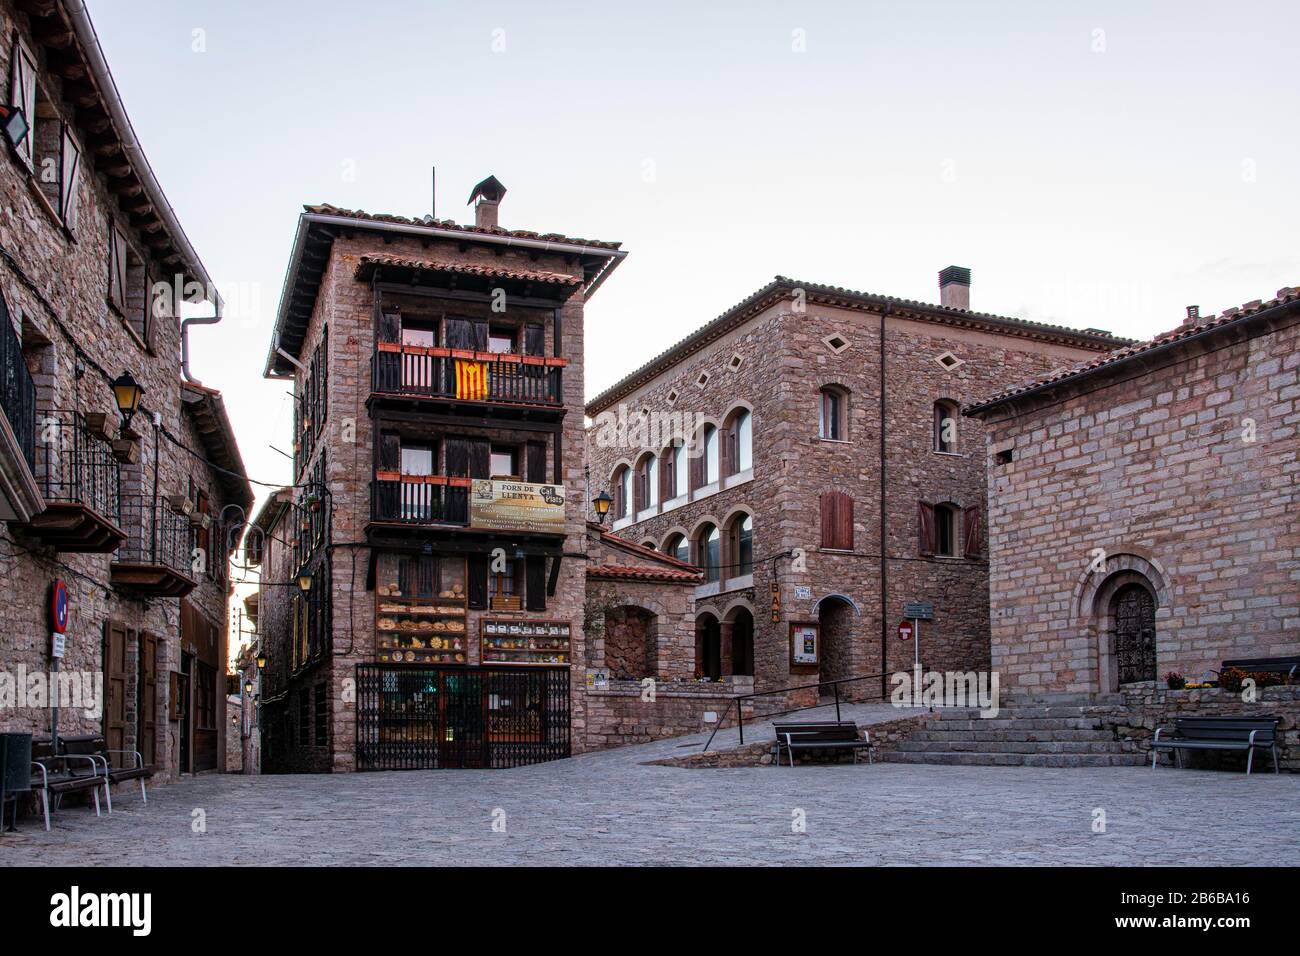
top-left (110, 494), bottom-right (197, 597)
top-left (24, 410), bottom-right (126, 553)
top-left (370, 346), bottom-right (565, 421)
top-left (369, 475), bottom-right (566, 538)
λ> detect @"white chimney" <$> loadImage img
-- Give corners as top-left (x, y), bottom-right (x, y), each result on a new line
top-left (939, 266), bottom-right (971, 310)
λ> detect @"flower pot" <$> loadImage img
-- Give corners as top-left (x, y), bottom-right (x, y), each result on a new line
top-left (111, 438), bottom-right (139, 464)
top-left (84, 411), bottom-right (114, 441)
top-left (168, 494), bottom-right (194, 516)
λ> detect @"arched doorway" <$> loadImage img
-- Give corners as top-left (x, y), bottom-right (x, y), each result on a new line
top-left (816, 595), bottom-right (856, 696)
top-left (728, 607), bottom-right (754, 677)
top-left (1111, 583), bottom-right (1157, 684)
top-left (695, 613), bottom-right (721, 680)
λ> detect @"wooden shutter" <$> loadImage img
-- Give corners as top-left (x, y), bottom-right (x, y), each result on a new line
top-left (143, 267), bottom-right (157, 348)
top-left (659, 449), bottom-right (672, 501)
top-left (523, 323), bottom-right (545, 356)
top-left (689, 444), bottom-right (705, 491)
top-left (10, 38), bottom-right (35, 166)
top-left (918, 501), bottom-right (936, 556)
top-left (444, 437), bottom-right (469, 477)
top-left (963, 505), bottom-right (982, 558)
top-left (719, 422), bottom-right (733, 478)
top-left (467, 554), bottom-right (489, 609)
top-left (612, 469), bottom-right (625, 519)
top-left (108, 225), bottom-right (128, 311)
top-left (104, 622), bottom-right (129, 753)
top-left (525, 555), bottom-right (546, 611)
top-left (378, 430), bottom-right (400, 471)
top-left (59, 123), bottom-right (81, 231)
top-left (525, 441), bottom-right (546, 483)
top-left (378, 306), bottom-right (400, 344)
top-left (820, 491), bottom-right (854, 550)
top-left (444, 317), bottom-right (474, 349)
top-left (468, 439), bottom-right (490, 479)
top-left (471, 319), bottom-right (489, 351)
top-left (138, 632), bottom-right (158, 767)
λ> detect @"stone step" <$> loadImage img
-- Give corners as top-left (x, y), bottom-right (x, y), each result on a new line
top-left (881, 751), bottom-right (1147, 768)
top-left (895, 739), bottom-right (1125, 755)
top-left (905, 728), bottom-right (1117, 743)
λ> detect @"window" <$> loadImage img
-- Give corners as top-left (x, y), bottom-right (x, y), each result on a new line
top-left (663, 533), bottom-right (689, 564)
top-left (108, 222), bottom-right (151, 346)
top-left (934, 400), bottom-right (959, 453)
top-left (490, 445), bottom-right (518, 478)
top-left (919, 501), bottom-right (972, 557)
top-left (488, 325), bottom-right (515, 354)
top-left (611, 464), bottom-right (631, 519)
top-left (819, 387), bottom-right (846, 440)
top-left (9, 36), bottom-right (36, 168)
top-left (401, 316), bottom-right (437, 347)
top-left (727, 513), bottom-right (753, 577)
top-left (820, 491), bottom-right (854, 551)
top-left (298, 690), bottom-right (310, 742)
top-left (636, 454), bottom-right (658, 511)
top-left (314, 684), bottom-right (328, 747)
top-left (722, 408), bottom-right (752, 477)
top-left (689, 424), bottom-right (719, 490)
top-left (696, 524), bottom-right (721, 583)
top-left (195, 661), bottom-right (216, 731)
top-left (662, 440), bottom-right (688, 500)
top-left (401, 442), bottom-right (434, 476)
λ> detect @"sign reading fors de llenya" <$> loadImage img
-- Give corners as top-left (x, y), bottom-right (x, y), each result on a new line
top-left (470, 479), bottom-right (566, 534)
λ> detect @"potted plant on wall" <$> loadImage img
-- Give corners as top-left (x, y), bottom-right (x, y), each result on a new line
top-left (1165, 671), bottom-right (1186, 690)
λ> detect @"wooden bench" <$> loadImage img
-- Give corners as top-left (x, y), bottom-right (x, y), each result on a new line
top-left (1151, 716), bottom-right (1281, 774)
top-left (30, 739), bottom-right (107, 831)
top-left (773, 721), bottom-right (874, 767)
top-left (60, 735), bottom-right (152, 811)
top-left (1220, 657), bottom-right (1299, 681)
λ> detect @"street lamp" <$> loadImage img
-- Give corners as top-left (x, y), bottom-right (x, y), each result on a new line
top-left (110, 371), bottom-right (144, 432)
top-left (297, 571), bottom-right (313, 593)
top-left (244, 679), bottom-right (254, 696)
top-left (256, 648), bottom-right (267, 670)
top-left (592, 490), bottom-right (612, 524)
top-left (0, 105), bottom-right (29, 152)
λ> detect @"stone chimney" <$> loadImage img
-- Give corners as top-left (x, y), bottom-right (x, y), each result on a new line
top-left (939, 266), bottom-right (971, 310)
top-left (467, 174), bottom-right (507, 229)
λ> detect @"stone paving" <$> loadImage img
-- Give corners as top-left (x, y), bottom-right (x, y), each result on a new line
top-left (2, 712), bottom-right (1296, 866)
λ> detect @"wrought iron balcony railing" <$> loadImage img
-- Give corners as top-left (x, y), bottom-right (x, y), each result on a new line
top-left (116, 494), bottom-right (197, 580)
top-left (371, 476), bottom-right (469, 526)
top-left (34, 409), bottom-right (120, 522)
top-left (372, 346), bottom-right (563, 406)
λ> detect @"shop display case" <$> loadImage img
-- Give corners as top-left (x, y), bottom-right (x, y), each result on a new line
top-left (480, 619), bottom-right (571, 666)
top-left (375, 553), bottom-right (469, 664)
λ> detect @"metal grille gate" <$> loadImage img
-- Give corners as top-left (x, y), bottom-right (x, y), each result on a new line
top-left (356, 664), bottom-right (570, 770)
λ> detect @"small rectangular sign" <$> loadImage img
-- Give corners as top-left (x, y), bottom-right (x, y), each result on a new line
top-left (470, 479), bottom-right (565, 534)
top-left (50, 632), bottom-right (65, 659)
top-left (794, 586), bottom-right (812, 600)
top-left (904, 601), bottom-right (935, 620)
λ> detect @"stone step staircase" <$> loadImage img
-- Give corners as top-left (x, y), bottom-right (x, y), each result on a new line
top-left (880, 696), bottom-right (1145, 768)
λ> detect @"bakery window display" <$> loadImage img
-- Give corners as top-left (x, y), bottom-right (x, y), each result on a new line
top-left (480, 619), bottom-right (571, 666)
top-left (375, 553), bottom-right (468, 664)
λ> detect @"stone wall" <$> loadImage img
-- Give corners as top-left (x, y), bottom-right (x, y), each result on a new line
top-left (1085, 685), bottom-right (1300, 771)
top-left (979, 312), bottom-right (1300, 693)
top-left (584, 677), bottom-right (754, 749)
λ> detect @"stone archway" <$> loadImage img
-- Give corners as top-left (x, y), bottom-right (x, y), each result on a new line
top-left (695, 612), bottom-right (721, 680)
top-left (604, 605), bottom-right (657, 680)
top-left (1074, 552), bottom-right (1170, 692)
top-left (816, 595), bottom-right (856, 696)
top-left (726, 606), bottom-right (755, 677)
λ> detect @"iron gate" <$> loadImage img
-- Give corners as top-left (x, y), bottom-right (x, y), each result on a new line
top-left (1113, 584), bottom-right (1157, 684)
top-left (355, 664), bottom-right (570, 770)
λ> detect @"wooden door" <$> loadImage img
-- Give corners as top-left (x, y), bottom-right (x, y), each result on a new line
top-left (138, 632), bottom-right (157, 766)
top-left (104, 622), bottom-right (128, 751)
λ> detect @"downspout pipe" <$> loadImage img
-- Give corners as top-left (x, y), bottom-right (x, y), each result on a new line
top-left (64, 1), bottom-right (223, 383)
top-left (879, 304), bottom-right (891, 700)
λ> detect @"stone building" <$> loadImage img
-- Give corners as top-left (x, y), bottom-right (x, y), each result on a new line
top-left (257, 180), bottom-right (628, 770)
top-left (585, 271), bottom-right (1124, 702)
top-left (966, 288), bottom-right (1300, 694)
top-left (0, 0), bottom-right (251, 782)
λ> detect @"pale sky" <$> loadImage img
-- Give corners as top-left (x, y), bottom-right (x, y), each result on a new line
top-left (86, 0), bottom-right (1299, 629)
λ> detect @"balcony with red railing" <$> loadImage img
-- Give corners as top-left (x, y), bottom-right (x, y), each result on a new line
top-left (369, 473), bottom-right (567, 537)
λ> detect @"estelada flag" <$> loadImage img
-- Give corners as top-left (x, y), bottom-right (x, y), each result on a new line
top-left (455, 359), bottom-right (489, 400)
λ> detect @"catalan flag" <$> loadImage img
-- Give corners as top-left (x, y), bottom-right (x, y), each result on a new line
top-left (455, 359), bottom-right (488, 400)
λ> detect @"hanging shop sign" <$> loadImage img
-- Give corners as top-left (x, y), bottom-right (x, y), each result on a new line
top-left (469, 479), bottom-right (565, 535)
top-left (789, 621), bottom-right (820, 668)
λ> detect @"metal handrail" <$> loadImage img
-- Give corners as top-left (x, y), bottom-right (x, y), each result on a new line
top-left (701, 671), bottom-right (892, 751)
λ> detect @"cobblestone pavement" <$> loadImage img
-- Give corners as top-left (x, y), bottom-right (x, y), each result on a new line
top-left (3, 721), bottom-right (1296, 866)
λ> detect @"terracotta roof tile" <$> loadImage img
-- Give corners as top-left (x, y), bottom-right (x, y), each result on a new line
top-left (587, 564), bottom-right (703, 583)
top-left (355, 254), bottom-right (582, 286)
top-left (965, 285), bottom-right (1300, 415)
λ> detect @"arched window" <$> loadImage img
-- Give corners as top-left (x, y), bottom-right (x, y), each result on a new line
top-left (641, 540), bottom-right (657, 551)
top-left (663, 533), bottom-right (689, 564)
top-left (934, 400), bottom-right (959, 453)
top-left (722, 408), bottom-right (752, 476)
top-left (635, 453), bottom-right (658, 511)
top-left (611, 465), bottom-right (631, 520)
top-left (689, 424), bottom-right (719, 491)
top-left (696, 523), bottom-right (721, 582)
top-left (662, 439), bottom-right (688, 500)
top-left (726, 512), bottom-right (754, 578)
top-left (819, 386), bottom-right (847, 440)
